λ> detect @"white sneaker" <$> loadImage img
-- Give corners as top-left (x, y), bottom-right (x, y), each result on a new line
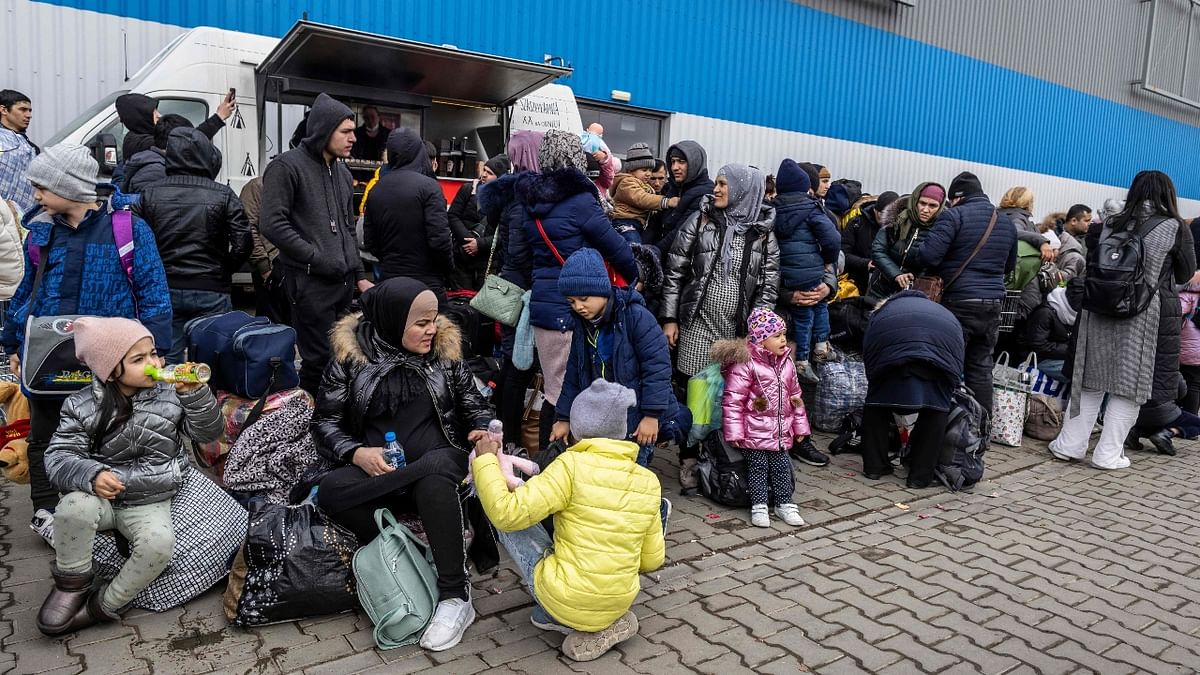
top-left (774, 503), bottom-right (806, 527)
top-left (750, 504), bottom-right (770, 528)
top-left (419, 598), bottom-right (475, 651)
top-left (30, 509), bottom-right (55, 547)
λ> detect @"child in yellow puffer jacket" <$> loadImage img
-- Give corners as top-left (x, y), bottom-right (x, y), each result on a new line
top-left (471, 378), bottom-right (666, 663)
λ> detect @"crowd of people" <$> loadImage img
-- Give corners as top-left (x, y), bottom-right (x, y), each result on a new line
top-left (1, 86), bottom-right (1199, 659)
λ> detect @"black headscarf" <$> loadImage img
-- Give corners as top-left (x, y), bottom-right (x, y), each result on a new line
top-left (359, 278), bottom-right (440, 415)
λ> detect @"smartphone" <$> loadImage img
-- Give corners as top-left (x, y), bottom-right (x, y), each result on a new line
top-left (227, 88), bottom-right (236, 102)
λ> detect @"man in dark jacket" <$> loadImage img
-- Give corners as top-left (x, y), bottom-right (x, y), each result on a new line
top-left (842, 191), bottom-right (899, 293)
top-left (121, 114), bottom-right (194, 194)
top-left (261, 92), bottom-right (371, 394)
top-left (114, 92), bottom-right (234, 165)
top-left (363, 128), bottom-right (455, 302)
top-left (136, 128), bottom-right (252, 361)
top-left (656, 140), bottom-right (712, 254)
top-left (914, 171), bottom-right (1018, 414)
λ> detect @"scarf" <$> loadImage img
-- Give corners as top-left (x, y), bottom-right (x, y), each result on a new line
top-left (895, 181), bottom-right (945, 255)
top-left (715, 163), bottom-right (765, 278)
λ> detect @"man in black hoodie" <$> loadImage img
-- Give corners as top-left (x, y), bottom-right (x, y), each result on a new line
top-left (261, 92), bottom-right (371, 394)
top-left (656, 140), bottom-right (713, 254)
top-left (114, 92), bottom-right (235, 166)
top-left (363, 128), bottom-right (455, 303)
top-left (136, 127), bottom-right (252, 360)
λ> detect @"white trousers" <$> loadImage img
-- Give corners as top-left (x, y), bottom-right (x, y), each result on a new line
top-left (1049, 388), bottom-right (1139, 469)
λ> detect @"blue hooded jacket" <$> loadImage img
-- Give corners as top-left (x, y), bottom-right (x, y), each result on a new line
top-left (2, 202), bottom-right (173, 357)
top-left (773, 191), bottom-right (841, 290)
top-left (557, 287), bottom-right (674, 434)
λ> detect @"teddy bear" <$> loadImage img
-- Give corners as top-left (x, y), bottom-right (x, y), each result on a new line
top-left (0, 381), bottom-right (30, 424)
top-left (466, 448), bottom-right (541, 491)
top-left (0, 435), bottom-right (29, 484)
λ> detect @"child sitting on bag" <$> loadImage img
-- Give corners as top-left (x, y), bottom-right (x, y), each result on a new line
top-left (472, 379), bottom-right (666, 662)
top-left (712, 308), bottom-right (810, 528)
top-left (36, 317), bottom-right (222, 636)
top-left (551, 247), bottom-right (687, 467)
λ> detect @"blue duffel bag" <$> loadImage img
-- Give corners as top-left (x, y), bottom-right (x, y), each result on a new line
top-left (185, 310), bottom-right (299, 400)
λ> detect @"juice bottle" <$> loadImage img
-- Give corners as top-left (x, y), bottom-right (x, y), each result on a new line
top-left (144, 362), bottom-right (212, 384)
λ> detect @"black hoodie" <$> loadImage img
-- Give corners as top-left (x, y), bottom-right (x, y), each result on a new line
top-left (362, 128), bottom-right (454, 288)
top-left (115, 93), bottom-right (226, 163)
top-left (135, 128), bottom-right (252, 291)
top-left (659, 140), bottom-right (714, 254)
top-left (260, 93), bottom-right (364, 281)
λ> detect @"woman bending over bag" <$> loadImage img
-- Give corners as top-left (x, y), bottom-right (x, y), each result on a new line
top-left (311, 278), bottom-right (493, 652)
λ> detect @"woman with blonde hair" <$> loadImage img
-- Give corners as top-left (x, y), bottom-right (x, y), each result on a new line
top-left (999, 186), bottom-right (1054, 261)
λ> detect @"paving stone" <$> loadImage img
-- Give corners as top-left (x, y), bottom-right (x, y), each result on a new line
top-left (822, 631), bottom-right (903, 672)
top-left (647, 626), bottom-right (723, 666)
top-left (270, 637), bottom-right (355, 672)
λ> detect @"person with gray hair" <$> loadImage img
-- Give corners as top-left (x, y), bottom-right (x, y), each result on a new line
top-left (471, 378), bottom-right (667, 662)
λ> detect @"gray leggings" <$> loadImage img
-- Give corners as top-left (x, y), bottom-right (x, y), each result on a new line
top-left (54, 492), bottom-right (175, 613)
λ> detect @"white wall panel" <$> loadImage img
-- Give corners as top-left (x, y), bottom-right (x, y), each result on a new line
top-left (670, 113), bottom-right (1200, 222)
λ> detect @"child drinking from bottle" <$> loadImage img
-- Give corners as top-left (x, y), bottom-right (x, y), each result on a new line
top-left (712, 308), bottom-right (810, 528)
top-left (37, 317), bottom-right (221, 635)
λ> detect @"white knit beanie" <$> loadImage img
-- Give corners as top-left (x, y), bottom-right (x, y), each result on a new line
top-left (24, 143), bottom-right (100, 204)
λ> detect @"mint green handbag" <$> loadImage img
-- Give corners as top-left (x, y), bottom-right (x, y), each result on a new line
top-left (352, 509), bottom-right (438, 649)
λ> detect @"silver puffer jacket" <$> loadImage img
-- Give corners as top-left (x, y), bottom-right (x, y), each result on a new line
top-left (45, 380), bottom-right (222, 506)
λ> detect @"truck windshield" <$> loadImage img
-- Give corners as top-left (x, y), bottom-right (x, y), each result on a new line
top-left (45, 90), bottom-right (127, 146)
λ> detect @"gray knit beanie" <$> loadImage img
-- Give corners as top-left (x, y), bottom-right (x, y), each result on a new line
top-left (24, 143), bottom-right (100, 204)
top-left (622, 143), bottom-right (655, 173)
top-left (569, 379), bottom-right (638, 441)
top-left (538, 129), bottom-right (587, 173)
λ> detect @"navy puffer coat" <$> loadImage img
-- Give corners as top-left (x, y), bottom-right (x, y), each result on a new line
top-left (914, 194), bottom-right (1018, 302)
top-left (773, 192), bottom-right (840, 290)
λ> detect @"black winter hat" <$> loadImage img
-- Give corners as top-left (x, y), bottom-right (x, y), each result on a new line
top-left (796, 162), bottom-right (822, 193)
top-left (776, 159), bottom-right (811, 195)
top-left (484, 154), bottom-right (512, 177)
top-left (948, 171), bottom-right (983, 199)
top-left (825, 183), bottom-right (851, 215)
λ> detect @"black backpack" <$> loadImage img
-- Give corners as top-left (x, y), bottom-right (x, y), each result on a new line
top-left (696, 433), bottom-right (751, 507)
top-left (935, 387), bottom-right (989, 491)
top-left (1082, 216), bottom-right (1168, 318)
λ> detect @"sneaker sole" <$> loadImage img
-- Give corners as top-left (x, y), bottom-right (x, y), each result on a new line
top-left (419, 604), bottom-right (476, 651)
top-left (790, 455), bottom-right (830, 467)
top-left (562, 612), bottom-right (639, 661)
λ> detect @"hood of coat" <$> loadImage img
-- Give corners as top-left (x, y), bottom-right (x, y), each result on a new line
top-left (771, 191), bottom-right (822, 237)
top-left (515, 168), bottom-right (598, 211)
top-left (878, 196), bottom-right (906, 229)
top-left (115, 93), bottom-right (157, 135)
top-left (301, 93), bottom-right (355, 160)
top-left (164, 127), bottom-right (222, 178)
top-left (710, 338), bottom-right (750, 366)
top-left (999, 207), bottom-right (1033, 231)
top-left (569, 437), bottom-right (640, 462)
top-left (329, 312), bottom-right (463, 366)
top-left (666, 140), bottom-right (709, 188)
top-left (1058, 230), bottom-right (1084, 256)
top-left (477, 171), bottom-right (524, 216)
top-left (385, 127), bottom-right (429, 173)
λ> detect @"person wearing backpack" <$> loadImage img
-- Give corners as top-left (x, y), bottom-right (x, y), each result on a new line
top-left (912, 172), bottom-right (1018, 415)
top-left (2, 143), bottom-right (172, 545)
top-left (1051, 171), bottom-right (1195, 470)
top-left (861, 291), bottom-right (964, 487)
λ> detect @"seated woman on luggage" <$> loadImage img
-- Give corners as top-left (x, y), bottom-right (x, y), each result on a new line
top-left (312, 278), bottom-right (493, 653)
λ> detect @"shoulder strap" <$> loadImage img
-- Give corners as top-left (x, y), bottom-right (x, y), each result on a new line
top-left (944, 208), bottom-right (998, 290)
top-left (481, 220), bottom-right (502, 276)
top-left (535, 218), bottom-right (566, 266)
top-left (240, 360), bottom-right (279, 433)
top-left (112, 209), bottom-right (135, 284)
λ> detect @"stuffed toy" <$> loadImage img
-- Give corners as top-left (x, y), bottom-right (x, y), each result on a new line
top-left (467, 448), bottom-right (541, 491)
top-left (0, 436), bottom-right (29, 484)
top-left (0, 381), bottom-right (30, 423)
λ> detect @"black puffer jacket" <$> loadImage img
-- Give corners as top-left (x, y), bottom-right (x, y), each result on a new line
top-left (661, 194), bottom-right (780, 330)
top-left (136, 128), bottom-right (252, 292)
top-left (841, 199), bottom-right (883, 292)
top-left (1136, 220), bottom-right (1195, 429)
top-left (122, 148), bottom-right (167, 193)
top-left (658, 141), bottom-right (714, 255)
top-left (313, 313), bottom-right (493, 465)
top-left (448, 181), bottom-right (493, 273)
top-left (363, 128), bottom-right (454, 288)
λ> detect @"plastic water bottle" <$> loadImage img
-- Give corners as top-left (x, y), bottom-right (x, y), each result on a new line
top-left (487, 419), bottom-right (504, 445)
top-left (383, 432), bottom-right (406, 469)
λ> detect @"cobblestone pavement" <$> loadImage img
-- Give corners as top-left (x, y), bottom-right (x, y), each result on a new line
top-left (4, 431), bottom-right (1200, 674)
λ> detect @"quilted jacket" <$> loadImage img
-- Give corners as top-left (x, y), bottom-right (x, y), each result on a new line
top-left (712, 339), bottom-right (810, 450)
top-left (45, 381), bottom-right (221, 505)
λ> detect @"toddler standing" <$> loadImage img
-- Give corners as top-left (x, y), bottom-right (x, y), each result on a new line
top-left (713, 308), bottom-right (809, 527)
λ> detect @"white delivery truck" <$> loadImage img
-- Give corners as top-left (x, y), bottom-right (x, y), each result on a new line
top-left (48, 20), bottom-right (580, 197)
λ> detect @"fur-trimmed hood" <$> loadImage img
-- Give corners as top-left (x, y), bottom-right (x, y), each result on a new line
top-left (477, 171), bottom-right (525, 219)
top-left (710, 338), bottom-right (750, 366)
top-left (515, 168), bottom-right (600, 214)
top-left (330, 312), bottom-right (463, 366)
top-left (878, 196), bottom-right (906, 229)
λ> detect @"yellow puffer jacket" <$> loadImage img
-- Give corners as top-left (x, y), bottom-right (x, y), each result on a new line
top-left (472, 438), bottom-right (665, 632)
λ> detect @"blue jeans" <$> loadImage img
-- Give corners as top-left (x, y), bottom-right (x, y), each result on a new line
top-left (1039, 359), bottom-right (1066, 383)
top-left (497, 524), bottom-right (570, 629)
top-left (612, 218), bottom-right (643, 244)
top-left (790, 300), bottom-right (830, 361)
top-left (168, 289), bottom-right (233, 362)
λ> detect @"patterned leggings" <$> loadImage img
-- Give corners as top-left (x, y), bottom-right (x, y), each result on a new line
top-left (743, 449), bottom-right (795, 506)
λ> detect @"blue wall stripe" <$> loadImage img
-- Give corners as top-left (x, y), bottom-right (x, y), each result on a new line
top-left (37, 0), bottom-right (1200, 198)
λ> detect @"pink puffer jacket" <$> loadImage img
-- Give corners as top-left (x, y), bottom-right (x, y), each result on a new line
top-left (714, 339), bottom-right (811, 451)
top-left (1181, 290), bottom-right (1200, 366)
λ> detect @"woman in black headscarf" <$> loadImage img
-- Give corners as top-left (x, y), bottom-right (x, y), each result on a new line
top-left (312, 278), bottom-right (493, 651)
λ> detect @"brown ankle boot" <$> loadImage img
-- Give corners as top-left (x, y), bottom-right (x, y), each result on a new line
top-left (37, 567), bottom-right (94, 636)
top-left (679, 458), bottom-right (698, 494)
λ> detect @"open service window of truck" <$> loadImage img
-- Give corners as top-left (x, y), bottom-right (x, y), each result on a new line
top-left (254, 21), bottom-right (571, 194)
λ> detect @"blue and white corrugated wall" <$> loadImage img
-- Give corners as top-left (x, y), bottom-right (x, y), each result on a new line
top-left (6, 0), bottom-right (1200, 217)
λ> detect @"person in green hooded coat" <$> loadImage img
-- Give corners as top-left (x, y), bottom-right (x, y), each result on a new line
top-left (868, 182), bottom-right (946, 299)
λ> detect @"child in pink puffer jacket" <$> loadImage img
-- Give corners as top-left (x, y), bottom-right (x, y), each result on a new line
top-left (713, 308), bottom-right (810, 528)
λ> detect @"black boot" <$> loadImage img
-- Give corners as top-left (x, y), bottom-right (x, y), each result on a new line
top-left (1147, 429), bottom-right (1176, 456)
top-left (37, 567), bottom-right (94, 636)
